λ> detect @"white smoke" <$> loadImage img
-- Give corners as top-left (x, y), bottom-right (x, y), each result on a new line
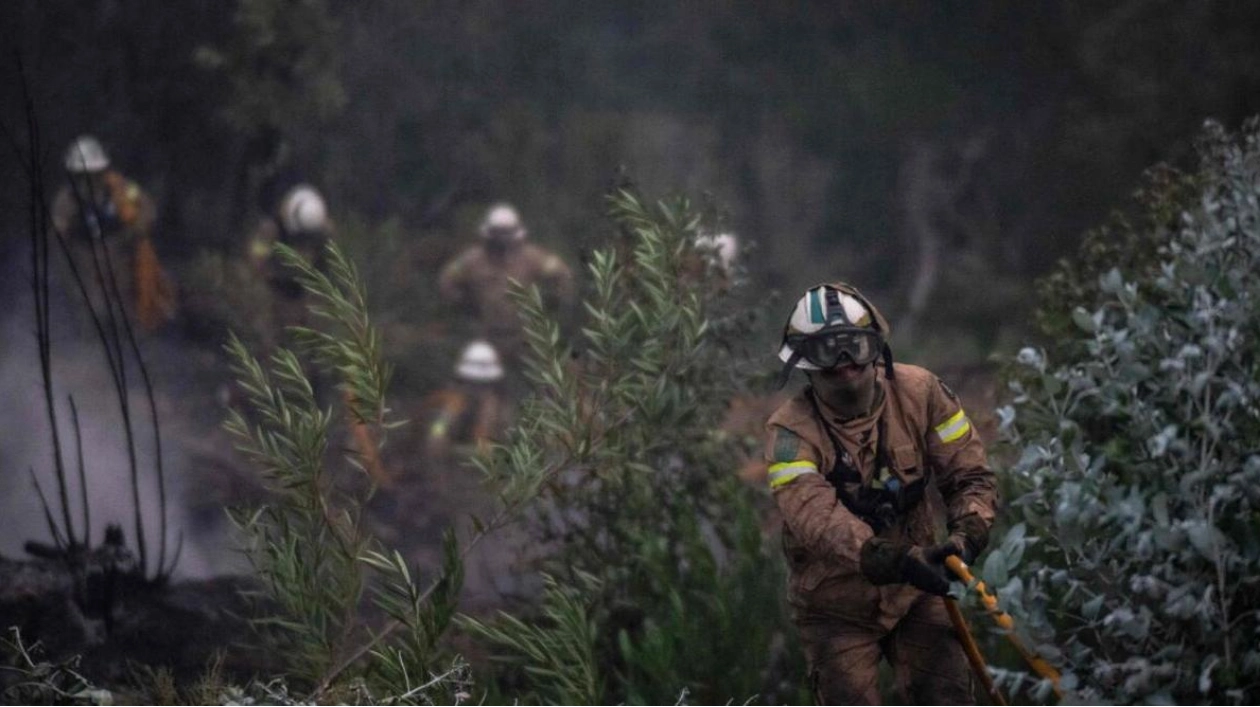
top-left (0, 264), bottom-right (243, 579)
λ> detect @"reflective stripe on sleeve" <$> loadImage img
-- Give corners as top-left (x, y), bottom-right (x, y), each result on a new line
top-left (934, 409), bottom-right (971, 443)
top-left (768, 460), bottom-right (819, 489)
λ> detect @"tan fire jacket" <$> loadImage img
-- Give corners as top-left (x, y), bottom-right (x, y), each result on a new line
top-left (764, 363), bottom-right (998, 628)
top-left (438, 241), bottom-right (574, 344)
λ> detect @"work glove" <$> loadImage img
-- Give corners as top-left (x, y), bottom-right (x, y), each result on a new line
top-left (859, 537), bottom-right (951, 596)
top-left (928, 513), bottom-right (991, 566)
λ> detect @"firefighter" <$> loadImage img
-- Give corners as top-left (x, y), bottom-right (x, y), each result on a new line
top-left (765, 282), bottom-right (998, 705)
top-left (50, 135), bottom-right (175, 331)
top-left (688, 231), bottom-right (739, 290)
top-left (437, 203), bottom-right (574, 366)
top-left (248, 183), bottom-right (333, 349)
top-left (425, 340), bottom-right (506, 459)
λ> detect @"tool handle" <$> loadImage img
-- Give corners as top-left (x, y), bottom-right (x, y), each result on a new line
top-left (945, 555), bottom-right (1064, 698)
top-left (945, 597), bottom-right (1007, 706)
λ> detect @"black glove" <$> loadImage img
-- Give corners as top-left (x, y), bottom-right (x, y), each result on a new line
top-left (931, 513), bottom-right (990, 565)
top-left (860, 538), bottom-right (951, 596)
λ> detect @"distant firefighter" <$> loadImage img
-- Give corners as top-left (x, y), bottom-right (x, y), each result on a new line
top-left (50, 135), bottom-right (176, 331)
top-left (690, 231), bottom-right (739, 288)
top-left (438, 203), bottom-right (574, 362)
top-left (248, 183), bottom-right (334, 347)
top-left (426, 340), bottom-right (507, 459)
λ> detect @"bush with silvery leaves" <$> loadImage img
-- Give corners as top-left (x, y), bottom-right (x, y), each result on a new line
top-left (995, 119), bottom-right (1260, 704)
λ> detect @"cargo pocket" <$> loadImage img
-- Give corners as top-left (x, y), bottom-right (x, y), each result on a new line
top-left (890, 444), bottom-right (923, 482)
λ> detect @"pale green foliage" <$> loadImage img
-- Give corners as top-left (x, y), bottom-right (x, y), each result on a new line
top-left (612, 491), bottom-right (793, 705)
top-left (469, 191), bottom-right (801, 704)
top-left (360, 536), bottom-right (468, 703)
top-left (223, 241), bottom-right (467, 703)
top-left (997, 120), bottom-right (1260, 703)
top-left (279, 241), bottom-right (392, 429)
top-left (461, 574), bottom-right (603, 706)
top-left (225, 332), bottom-right (358, 684)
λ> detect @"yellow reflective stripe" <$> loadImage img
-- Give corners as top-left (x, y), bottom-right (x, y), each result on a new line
top-left (768, 460), bottom-right (819, 489)
top-left (935, 409), bottom-right (971, 443)
top-left (935, 409), bottom-right (966, 433)
top-left (941, 419), bottom-right (971, 443)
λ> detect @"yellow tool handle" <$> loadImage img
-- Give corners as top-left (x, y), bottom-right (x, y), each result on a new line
top-left (945, 555), bottom-right (1063, 698)
top-left (945, 597), bottom-right (1007, 705)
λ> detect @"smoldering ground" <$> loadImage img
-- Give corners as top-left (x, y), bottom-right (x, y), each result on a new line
top-left (0, 247), bottom-right (245, 579)
top-left (0, 239), bottom-right (526, 604)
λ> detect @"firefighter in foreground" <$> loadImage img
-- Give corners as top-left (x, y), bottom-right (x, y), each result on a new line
top-left (765, 282), bottom-right (998, 704)
top-left (438, 203), bottom-right (574, 368)
top-left (51, 135), bottom-right (175, 331)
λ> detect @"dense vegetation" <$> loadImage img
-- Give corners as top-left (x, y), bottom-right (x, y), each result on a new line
top-left (7, 3), bottom-right (1260, 704)
top-left (462, 192), bottom-right (799, 704)
top-left (8, 121), bottom-right (1260, 702)
top-left (59, 190), bottom-right (791, 704)
top-left (995, 120), bottom-right (1260, 703)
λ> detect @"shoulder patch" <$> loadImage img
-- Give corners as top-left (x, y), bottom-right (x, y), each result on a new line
top-left (772, 428), bottom-right (802, 463)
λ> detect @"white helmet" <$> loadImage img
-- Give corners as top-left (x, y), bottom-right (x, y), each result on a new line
top-left (456, 340), bottom-right (504, 382)
top-left (695, 232), bottom-right (738, 272)
top-left (281, 185), bottom-right (329, 234)
top-left (480, 203), bottom-right (526, 241)
top-left (776, 282), bottom-right (893, 387)
top-left (64, 135), bottom-right (110, 173)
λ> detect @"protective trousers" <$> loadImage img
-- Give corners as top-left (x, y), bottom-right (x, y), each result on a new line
top-left (798, 594), bottom-right (973, 705)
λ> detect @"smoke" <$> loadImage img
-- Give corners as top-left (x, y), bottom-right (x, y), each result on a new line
top-left (0, 252), bottom-right (244, 579)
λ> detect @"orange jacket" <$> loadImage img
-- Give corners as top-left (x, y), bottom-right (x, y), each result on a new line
top-left (764, 363), bottom-right (997, 627)
top-left (50, 170), bottom-right (155, 240)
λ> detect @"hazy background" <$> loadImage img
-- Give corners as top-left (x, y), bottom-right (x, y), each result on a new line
top-left (3, 0), bottom-right (1260, 577)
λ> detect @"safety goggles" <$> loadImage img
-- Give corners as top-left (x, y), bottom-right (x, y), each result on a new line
top-left (787, 327), bottom-right (884, 369)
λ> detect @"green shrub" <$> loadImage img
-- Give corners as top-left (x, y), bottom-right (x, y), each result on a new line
top-left (1034, 163), bottom-right (1201, 357)
top-left (466, 191), bottom-right (803, 704)
top-left (997, 119), bottom-right (1260, 703)
top-left (460, 574), bottom-right (604, 706)
top-left (223, 241), bottom-right (469, 703)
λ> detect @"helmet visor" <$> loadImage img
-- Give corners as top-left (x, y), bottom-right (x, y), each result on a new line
top-left (788, 328), bottom-right (883, 369)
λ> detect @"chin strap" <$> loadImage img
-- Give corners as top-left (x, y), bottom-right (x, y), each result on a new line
top-left (776, 349), bottom-right (803, 389)
top-left (882, 342), bottom-right (895, 380)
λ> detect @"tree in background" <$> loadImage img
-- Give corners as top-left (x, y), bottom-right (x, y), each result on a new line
top-left (194, 0), bottom-right (346, 222)
top-left (994, 119), bottom-right (1260, 703)
top-left (10, 0), bottom-right (1260, 359)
